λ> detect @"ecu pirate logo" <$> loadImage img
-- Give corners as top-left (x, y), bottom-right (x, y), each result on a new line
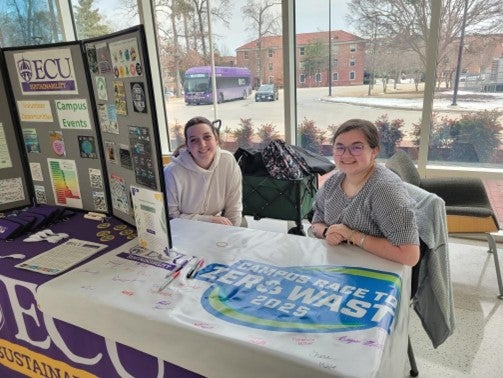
top-left (17, 58), bottom-right (32, 82)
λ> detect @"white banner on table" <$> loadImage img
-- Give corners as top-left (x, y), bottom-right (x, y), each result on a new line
top-left (36, 220), bottom-right (411, 378)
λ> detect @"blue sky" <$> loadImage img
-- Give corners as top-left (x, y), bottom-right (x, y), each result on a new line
top-left (93, 0), bottom-right (352, 54)
top-left (215, 0), bottom-right (352, 54)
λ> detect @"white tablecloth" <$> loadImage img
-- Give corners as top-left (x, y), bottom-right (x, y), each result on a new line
top-left (36, 218), bottom-right (411, 378)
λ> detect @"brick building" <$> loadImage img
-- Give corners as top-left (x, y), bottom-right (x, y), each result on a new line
top-left (236, 30), bottom-right (366, 88)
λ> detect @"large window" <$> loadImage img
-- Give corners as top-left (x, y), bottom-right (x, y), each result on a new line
top-left (155, 0), bottom-right (284, 152)
top-left (294, 0), bottom-right (503, 222)
top-left (1, 0), bottom-right (502, 220)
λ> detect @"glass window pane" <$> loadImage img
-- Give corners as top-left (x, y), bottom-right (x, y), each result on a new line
top-left (296, 0), bottom-right (427, 157)
top-left (0, 0), bottom-right (63, 47)
top-left (156, 0), bottom-right (284, 152)
top-left (294, 0), bottom-right (503, 224)
top-left (71, 0), bottom-right (139, 39)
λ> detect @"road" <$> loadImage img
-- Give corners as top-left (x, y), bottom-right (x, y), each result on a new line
top-left (164, 86), bottom-right (455, 140)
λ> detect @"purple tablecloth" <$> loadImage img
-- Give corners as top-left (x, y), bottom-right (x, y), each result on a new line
top-left (0, 209), bottom-right (201, 377)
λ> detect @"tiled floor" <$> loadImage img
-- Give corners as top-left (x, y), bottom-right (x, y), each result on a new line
top-left (245, 217), bottom-right (503, 378)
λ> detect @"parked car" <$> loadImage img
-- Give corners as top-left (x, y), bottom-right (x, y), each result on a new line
top-left (255, 84), bottom-right (279, 102)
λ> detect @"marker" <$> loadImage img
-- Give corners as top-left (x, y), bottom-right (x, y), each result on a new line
top-left (188, 259), bottom-right (205, 279)
top-left (165, 259), bottom-right (189, 278)
top-left (158, 270), bottom-right (181, 292)
top-left (184, 257), bottom-right (200, 278)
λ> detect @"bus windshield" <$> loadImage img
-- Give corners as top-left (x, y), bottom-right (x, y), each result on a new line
top-left (184, 74), bottom-right (210, 93)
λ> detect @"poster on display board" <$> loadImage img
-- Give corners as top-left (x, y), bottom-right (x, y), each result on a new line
top-left (83, 25), bottom-right (171, 248)
top-left (0, 51), bottom-right (32, 212)
top-left (1, 42), bottom-right (110, 215)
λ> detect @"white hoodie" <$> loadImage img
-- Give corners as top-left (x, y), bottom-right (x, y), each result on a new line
top-left (164, 147), bottom-right (243, 226)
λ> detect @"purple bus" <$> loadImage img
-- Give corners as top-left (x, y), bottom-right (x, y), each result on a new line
top-left (184, 66), bottom-right (252, 105)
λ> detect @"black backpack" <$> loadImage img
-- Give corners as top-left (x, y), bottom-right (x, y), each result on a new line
top-left (262, 139), bottom-right (311, 180)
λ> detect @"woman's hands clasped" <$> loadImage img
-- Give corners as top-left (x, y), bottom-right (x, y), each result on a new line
top-left (324, 224), bottom-right (353, 246)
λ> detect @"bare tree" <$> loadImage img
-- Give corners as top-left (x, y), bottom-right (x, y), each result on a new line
top-left (242, 0), bottom-right (281, 86)
top-left (347, 0), bottom-right (503, 88)
top-left (182, 0), bottom-right (231, 63)
top-left (1, 0), bottom-right (62, 46)
top-left (153, 0), bottom-right (231, 96)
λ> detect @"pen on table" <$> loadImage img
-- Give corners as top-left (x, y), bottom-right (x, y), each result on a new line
top-left (165, 259), bottom-right (188, 278)
top-left (158, 270), bottom-right (181, 292)
top-left (184, 257), bottom-right (200, 278)
top-left (188, 259), bottom-right (205, 279)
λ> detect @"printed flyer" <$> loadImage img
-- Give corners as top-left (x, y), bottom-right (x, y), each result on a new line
top-left (130, 185), bottom-right (169, 254)
top-left (47, 158), bottom-right (83, 208)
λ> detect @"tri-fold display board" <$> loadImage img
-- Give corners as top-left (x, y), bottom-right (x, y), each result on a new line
top-left (0, 25), bottom-right (171, 247)
top-left (0, 53), bottom-right (32, 212)
top-left (3, 40), bottom-right (108, 213)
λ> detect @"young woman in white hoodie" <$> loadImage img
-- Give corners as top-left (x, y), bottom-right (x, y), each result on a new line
top-left (164, 116), bottom-right (243, 226)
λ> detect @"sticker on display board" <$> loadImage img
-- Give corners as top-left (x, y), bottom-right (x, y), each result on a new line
top-left (0, 124), bottom-right (13, 169)
top-left (29, 162), bottom-right (44, 181)
top-left (22, 128), bottom-right (41, 153)
top-left (56, 99), bottom-right (92, 130)
top-left (113, 224), bottom-right (127, 231)
top-left (105, 141), bottom-right (117, 163)
top-left (89, 168), bottom-right (103, 189)
top-left (97, 222), bottom-right (110, 229)
top-left (86, 45), bottom-right (98, 74)
top-left (113, 81), bottom-right (127, 116)
top-left (129, 126), bottom-right (156, 189)
top-left (110, 174), bottom-right (130, 214)
top-left (92, 191), bottom-right (107, 211)
top-left (0, 177), bottom-right (25, 205)
top-left (49, 130), bottom-right (66, 157)
top-left (96, 42), bottom-right (112, 75)
top-left (47, 158), bottom-right (83, 209)
top-left (119, 144), bottom-right (132, 170)
top-left (78, 136), bottom-right (97, 159)
top-left (96, 76), bottom-right (108, 101)
top-left (13, 48), bottom-right (78, 95)
top-left (34, 185), bottom-right (47, 204)
top-left (109, 37), bottom-right (142, 78)
top-left (97, 104), bottom-right (119, 134)
top-left (17, 101), bottom-right (53, 123)
top-left (130, 82), bottom-right (147, 113)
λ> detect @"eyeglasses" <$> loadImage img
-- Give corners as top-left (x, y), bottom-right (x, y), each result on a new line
top-left (333, 144), bottom-right (365, 156)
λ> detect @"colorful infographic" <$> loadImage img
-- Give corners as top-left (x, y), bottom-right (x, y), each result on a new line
top-left (47, 159), bottom-right (82, 208)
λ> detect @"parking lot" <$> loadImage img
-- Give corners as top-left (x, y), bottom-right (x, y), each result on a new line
top-left (165, 85), bottom-right (434, 138)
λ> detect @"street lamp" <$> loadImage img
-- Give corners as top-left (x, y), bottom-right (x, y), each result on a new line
top-left (452, 0), bottom-right (468, 106)
top-left (328, 0), bottom-right (332, 96)
top-left (368, 13), bottom-right (377, 96)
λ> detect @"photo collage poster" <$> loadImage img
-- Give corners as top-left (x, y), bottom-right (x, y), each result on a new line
top-left (0, 53), bottom-right (31, 212)
top-left (2, 43), bottom-right (109, 213)
top-left (84, 26), bottom-right (167, 233)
